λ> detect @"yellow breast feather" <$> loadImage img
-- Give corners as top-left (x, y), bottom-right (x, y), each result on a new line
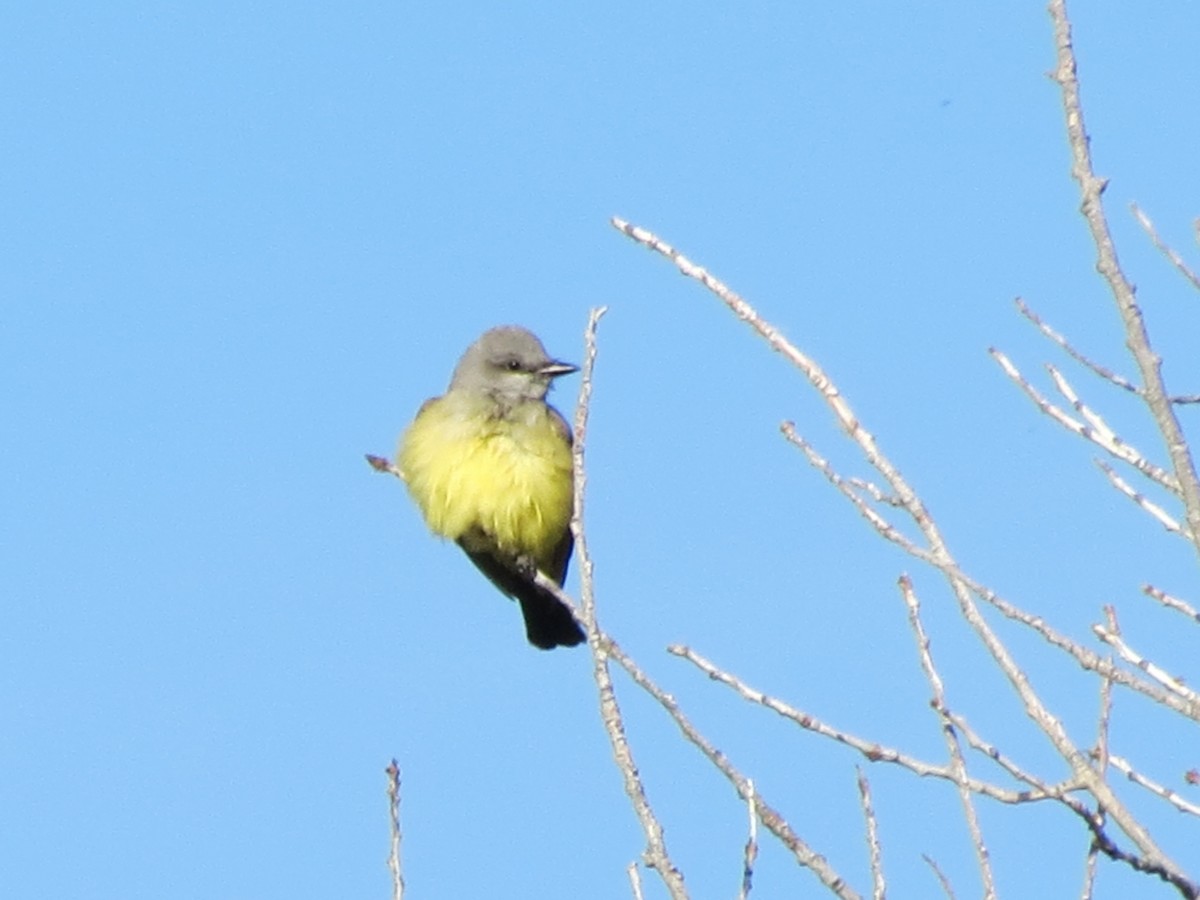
top-left (398, 393), bottom-right (573, 567)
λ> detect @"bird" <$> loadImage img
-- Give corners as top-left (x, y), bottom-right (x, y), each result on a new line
top-left (394, 326), bottom-right (585, 649)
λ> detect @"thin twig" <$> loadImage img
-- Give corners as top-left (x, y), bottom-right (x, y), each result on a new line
top-left (1143, 584), bottom-right (1200, 624)
top-left (736, 780), bottom-right (758, 900)
top-left (1109, 755), bottom-right (1200, 817)
top-left (1081, 610), bottom-right (1115, 900)
top-left (922, 855), bottom-right (958, 900)
top-left (385, 760), bottom-right (405, 900)
top-left (1132, 203), bottom-right (1200, 295)
top-left (1108, 758), bottom-right (1195, 820)
top-left (780, 430), bottom-right (924, 557)
top-left (628, 863), bottom-right (645, 900)
top-left (899, 575), bottom-right (994, 899)
top-left (1017, 298), bottom-right (1141, 396)
top-left (1095, 460), bottom-right (1189, 537)
top-left (856, 768), bottom-right (885, 900)
top-left (366, 454), bottom-right (405, 480)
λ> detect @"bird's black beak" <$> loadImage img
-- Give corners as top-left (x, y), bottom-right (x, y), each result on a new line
top-left (539, 360), bottom-right (578, 378)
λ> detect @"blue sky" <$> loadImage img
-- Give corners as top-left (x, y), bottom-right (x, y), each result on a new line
top-left (3, 2), bottom-right (1198, 898)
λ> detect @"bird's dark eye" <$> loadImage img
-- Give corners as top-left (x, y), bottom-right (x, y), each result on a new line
top-left (505, 359), bottom-right (522, 372)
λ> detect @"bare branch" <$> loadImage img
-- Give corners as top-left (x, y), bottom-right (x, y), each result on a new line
top-left (783, 423), bottom-right (1199, 719)
top-left (611, 215), bottom-right (1190, 877)
top-left (781, 428), bottom-right (923, 555)
top-left (945, 705), bottom-right (1200, 898)
top-left (568, 307), bottom-right (689, 899)
top-left (1047, 0), bottom-right (1200, 556)
top-left (785, 398), bottom-right (1200, 723)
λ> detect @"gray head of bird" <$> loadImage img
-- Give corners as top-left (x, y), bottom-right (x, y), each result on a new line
top-left (449, 326), bottom-right (578, 404)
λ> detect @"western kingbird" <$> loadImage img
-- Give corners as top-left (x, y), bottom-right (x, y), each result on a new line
top-left (397, 326), bottom-right (585, 650)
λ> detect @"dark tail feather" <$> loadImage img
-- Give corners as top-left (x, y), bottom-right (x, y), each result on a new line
top-left (459, 543), bottom-right (585, 649)
top-left (517, 588), bottom-right (585, 650)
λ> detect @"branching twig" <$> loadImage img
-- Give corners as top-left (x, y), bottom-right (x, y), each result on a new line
top-left (783, 415), bottom-right (1199, 721)
top-left (1015, 298), bottom-right (1200, 404)
top-left (1047, 0), bottom-right (1200, 558)
top-left (989, 348), bottom-right (1179, 493)
top-left (964, 576), bottom-right (1199, 722)
top-left (1093, 617), bottom-right (1198, 704)
top-left (946, 711), bottom-right (1079, 800)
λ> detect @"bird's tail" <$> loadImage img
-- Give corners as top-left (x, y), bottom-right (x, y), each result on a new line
top-left (458, 543), bottom-right (585, 649)
top-left (517, 587), bottom-right (585, 650)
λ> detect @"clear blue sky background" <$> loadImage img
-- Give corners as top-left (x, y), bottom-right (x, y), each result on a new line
top-left (3, 3), bottom-right (1198, 898)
